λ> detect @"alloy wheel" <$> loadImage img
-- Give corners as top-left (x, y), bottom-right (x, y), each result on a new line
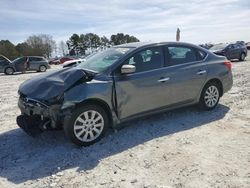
top-left (73, 110), bottom-right (104, 142)
top-left (204, 85), bottom-right (219, 108)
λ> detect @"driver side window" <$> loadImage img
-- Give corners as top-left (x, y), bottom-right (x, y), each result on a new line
top-left (124, 47), bottom-right (164, 73)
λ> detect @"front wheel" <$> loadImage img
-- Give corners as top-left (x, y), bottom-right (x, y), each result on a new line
top-left (64, 104), bottom-right (109, 146)
top-left (4, 67), bottom-right (14, 75)
top-left (199, 82), bottom-right (220, 110)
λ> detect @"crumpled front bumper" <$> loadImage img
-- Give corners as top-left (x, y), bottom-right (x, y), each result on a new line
top-left (17, 96), bottom-right (63, 136)
top-left (18, 96), bottom-right (50, 117)
top-left (16, 114), bottom-right (43, 136)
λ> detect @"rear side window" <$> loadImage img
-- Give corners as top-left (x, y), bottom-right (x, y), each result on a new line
top-left (165, 46), bottom-right (204, 66)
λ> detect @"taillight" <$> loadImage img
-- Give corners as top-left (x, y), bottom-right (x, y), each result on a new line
top-left (224, 60), bottom-right (232, 71)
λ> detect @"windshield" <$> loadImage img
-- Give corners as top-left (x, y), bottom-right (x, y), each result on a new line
top-left (12, 57), bottom-right (24, 64)
top-left (77, 47), bottom-right (132, 72)
top-left (210, 44), bottom-right (228, 51)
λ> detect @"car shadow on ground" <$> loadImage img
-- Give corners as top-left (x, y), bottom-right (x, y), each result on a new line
top-left (0, 104), bottom-right (230, 184)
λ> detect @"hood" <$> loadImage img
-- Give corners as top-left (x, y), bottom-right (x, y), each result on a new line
top-left (0, 55), bottom-right (12, 64)
top-left (19, 67), bottom-right (87, 101)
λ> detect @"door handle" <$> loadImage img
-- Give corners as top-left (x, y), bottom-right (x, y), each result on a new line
top-left (197, 70), bottom-right (207, 75)
top-left (158, 77), bottom-right (170, 83)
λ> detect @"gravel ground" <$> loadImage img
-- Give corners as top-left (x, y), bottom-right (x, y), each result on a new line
top-left (0, 57), bottom-right (250, 188)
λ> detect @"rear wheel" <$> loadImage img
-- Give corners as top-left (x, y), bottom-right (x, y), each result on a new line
top-left (64, 104), bottom-right (109, 146)
top-left (199, 82), bottom-right (220, 110)
top-left (4, 67), bottom-right (14, 75)
top-left (239, 53), bottom-right (245, 61)
top-left (39, 65), bottom-right (47, 72)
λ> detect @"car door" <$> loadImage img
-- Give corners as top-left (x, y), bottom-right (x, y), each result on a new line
top-left (28, 57), bottom-right (37, 70)
top-left (235, 44), bottom-right (243, 59)
top-left (227, 44), bottom-right (238, 59)
top-left (114, 46), bottom-right (173, 120)
top-left (14, 57), bottom-right (27, 71)
top-left (29, 57), bottom-right (43, 70)
top-left (161, 45), bottom-right (208, 104)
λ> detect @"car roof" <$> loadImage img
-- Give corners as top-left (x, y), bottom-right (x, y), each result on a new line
top-left (27, 56), bottom-right (45, 58)
top-left (114, 41), bottom-right (206, 50)
top-left (15, 56), bottom-right (45, 59)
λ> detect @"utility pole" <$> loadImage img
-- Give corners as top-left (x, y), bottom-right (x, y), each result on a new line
top-left (176, 28), bottom-right (180, 42)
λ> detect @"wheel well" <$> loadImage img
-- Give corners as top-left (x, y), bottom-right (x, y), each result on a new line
top-left (5, 67), bottom-right (14, 70)
top-left (4, 67), bottom-right (15, 73)
top-left (205, 79), bottom-right (223, 96)
top-left (76, 99), bottom-right (113, 127)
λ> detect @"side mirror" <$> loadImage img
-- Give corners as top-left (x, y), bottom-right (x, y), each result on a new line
top-left (121, 64), bottom-right (136, 74)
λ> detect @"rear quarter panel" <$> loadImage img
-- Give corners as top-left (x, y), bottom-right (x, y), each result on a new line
top-left (204, 56), bottom-right (233, 95)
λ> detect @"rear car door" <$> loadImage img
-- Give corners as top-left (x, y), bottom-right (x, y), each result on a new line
top-left (29, 57), bottom-right (42, 70)
top-left (162, 45), bottom-right (208, 104)
top-left (227, 44), bottom-right (239, 59)
top-left (114, 46), bottom-right (173, 119)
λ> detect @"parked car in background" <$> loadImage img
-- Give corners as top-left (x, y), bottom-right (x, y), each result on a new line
top-left (59, 57), bottom-right (75, 64)
top-left (199, 43), bottom-right (214, 49)
top-left (16, 42), bottom-right (233, 146)
top-left (209, 43), bottom-right (247, 61)
top-left (246, 42), bottom-right (250, 50)
top-left (62, 59), bottom-right (85, 68)
top-left (49, 57), bottom-right (60, 65)
top-left (1, 56), bottom-right (50, 75)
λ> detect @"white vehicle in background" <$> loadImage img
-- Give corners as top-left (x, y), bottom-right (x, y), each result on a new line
top-left (62, 59), bottom-right (85, 68)
top-left (62, 53), bottom-right (98, 68)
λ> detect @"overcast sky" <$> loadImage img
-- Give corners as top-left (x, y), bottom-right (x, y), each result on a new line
top-left (0, 0), bottom-right (250, 44)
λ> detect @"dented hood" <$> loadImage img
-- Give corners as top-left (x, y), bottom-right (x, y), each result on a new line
top-left (19, 67), bottom-right (87, 100)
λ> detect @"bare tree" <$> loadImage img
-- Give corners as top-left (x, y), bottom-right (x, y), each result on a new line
top-left (26, 34), bottom-right (56, 58)
top-left (58, 41), bottom-right (68, 56)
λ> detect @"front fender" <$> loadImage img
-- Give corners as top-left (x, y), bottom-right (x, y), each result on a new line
top-left (61, 79), bottom-right (119, 126)
top-left (63, 80), bottom-right (113, 106)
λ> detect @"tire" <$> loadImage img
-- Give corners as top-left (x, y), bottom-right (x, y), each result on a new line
top-left (64, 104), bottom-right (109, 146)
top-left (39, 65), bottom-right (47, 72)
top-left (239, 53), bottom-right (246, 61)
top-left (198, 82), bottom-right (221, 110)
top-left (4, 67), bottom-right (14, 75)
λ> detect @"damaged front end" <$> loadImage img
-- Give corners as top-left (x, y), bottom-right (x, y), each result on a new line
top-left (16, 67), bottom-right (94, 136)
top-left (17, 93), bottom-right (63, 136)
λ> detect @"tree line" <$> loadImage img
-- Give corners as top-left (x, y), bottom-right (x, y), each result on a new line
top-left (0, 34), bottom-right (56, 60)
top-left (67, 33), bottom-right (139, 55)
top-left (0, 33), bottom-right (139, 60)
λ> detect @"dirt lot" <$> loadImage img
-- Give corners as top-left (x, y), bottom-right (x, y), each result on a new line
top-left (0, 57), bottom-right (250, 188)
